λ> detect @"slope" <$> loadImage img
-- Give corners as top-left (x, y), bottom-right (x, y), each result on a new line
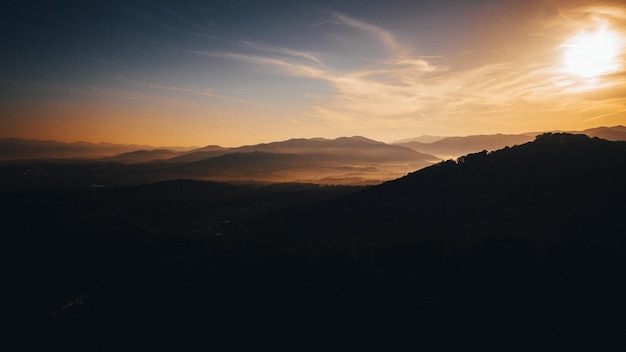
top-left (294, 133), bottom-right (626, 248)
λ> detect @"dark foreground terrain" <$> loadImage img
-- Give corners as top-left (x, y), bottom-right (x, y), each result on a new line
top-left (3, 133), bottom-right (626, 351)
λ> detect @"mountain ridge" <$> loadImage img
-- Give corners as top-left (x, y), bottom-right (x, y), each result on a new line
top-left (283, 132), bottom-right (626, 248)
top-left (2, 127), bottom-right (625, 186)
top-left (394, 125), bottom-right (626, 159)
top-left (3, 126), bottom-right (624, 161)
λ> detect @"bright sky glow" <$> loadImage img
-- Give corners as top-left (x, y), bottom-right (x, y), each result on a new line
top-left (0, 0), bottom-right (625, 147)
top-left (563, 26), bottom-right (622, 77)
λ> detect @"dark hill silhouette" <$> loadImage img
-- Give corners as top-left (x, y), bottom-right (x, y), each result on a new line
top-left (290, 133), bottom-right (626, 249)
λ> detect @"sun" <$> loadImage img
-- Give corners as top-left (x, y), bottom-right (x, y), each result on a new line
top-left (563, 26), bottom-right (622, 78)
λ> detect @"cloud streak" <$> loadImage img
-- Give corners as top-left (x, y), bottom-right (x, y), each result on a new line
top-left (127, 79), bottom-right (265, 105)
top-left (238, 41), bottom-right (327, 67)
top-left (333, 13), bottom-right (404, 54)
top-left (190, 10), bottom-right (626, 136)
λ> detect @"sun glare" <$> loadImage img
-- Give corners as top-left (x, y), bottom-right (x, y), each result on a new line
top-left (563, 26), bottom-right (622, 78)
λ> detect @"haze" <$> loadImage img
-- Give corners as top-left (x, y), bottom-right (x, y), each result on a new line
top-left (1, 0), bottom-right (625, 147)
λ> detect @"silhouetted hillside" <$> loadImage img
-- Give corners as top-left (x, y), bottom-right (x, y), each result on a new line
top-left (296, 133), bottom-right (626, 248)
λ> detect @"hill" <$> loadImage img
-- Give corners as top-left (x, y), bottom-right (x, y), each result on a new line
top-left (296, 133), bottom-right (626, 247)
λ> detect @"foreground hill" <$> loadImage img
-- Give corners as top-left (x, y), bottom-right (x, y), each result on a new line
top-left (297, 133), bottom-right (626, 247)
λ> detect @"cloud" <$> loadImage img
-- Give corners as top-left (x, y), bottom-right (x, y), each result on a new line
top-left (125, 5), bottom-right (215, 39)
top-left (190, 50), bottom-right (329, 80)
top-left (333, 13), bottom-right (404, 54)
top-left (192, 11), bottom-right (626, 133)
top-left (158, 6), bottom-right (207, 31)
top-left (128, 79), bottom-right (264, 105)
top-left (238, 41), bottom-right (326, 67)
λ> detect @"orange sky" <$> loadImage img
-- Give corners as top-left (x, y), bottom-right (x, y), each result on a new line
top-left (1, 0), bottom-right (625, 147)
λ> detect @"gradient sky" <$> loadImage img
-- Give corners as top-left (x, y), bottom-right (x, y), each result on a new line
top-left (1, 0), bottom-right (625, 146)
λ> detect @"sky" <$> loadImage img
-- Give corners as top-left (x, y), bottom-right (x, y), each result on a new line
top-left (1, 0), bottom-right (625, 147)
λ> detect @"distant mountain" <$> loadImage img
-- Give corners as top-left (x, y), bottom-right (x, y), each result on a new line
top-left (232, 136), bottom-right (438, 163)
top-left (395, 133), bottom-right (536, 159)
top-left (573, 125), bottom-right (626, 141)
top-left (100, 149), bottom-right (180, 163)
top-left (0, 136), bottom-right (441, 186)
top-left (394, 125), bottom-right (626, 159)
top-left (154, 136), bottom-right (441, 184)
top-left (393, 135), bottom-right (446, 144)
top-left (4, 129), bottom-right (624, 186)
top-left (141, 136), bottom-right (438, 165)
top-left (169, 141), bottom-right (437, 184)
top-left (0, 138), bottom-right (192, 160)
top-left (164, 145), bottom-right (230, 163)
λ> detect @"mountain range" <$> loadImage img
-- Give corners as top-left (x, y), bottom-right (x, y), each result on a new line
top-left (1, 125), bottom-right (624, 186)
top-left (392, 125), bottom-right (626, 159)
top-left (3, 125), bottom-right (624, 162)
top-left (0, 136), bottom-right (439, 186)
top-left (0, 138), bottom-right (194, 160)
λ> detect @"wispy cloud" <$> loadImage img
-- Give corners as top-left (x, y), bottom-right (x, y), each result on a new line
top-left (238, 41), bottom-right (326, 67)
top-left (127, 79), bottom-right (264, 105)
top-left (158, 6), bottom-right (207, 31)
top-left (191, 11), bottom-right (626, 133)
top-left (88, 57), bottom-right (126, 68)
top-left (125, 5), bottom-right (215, 39)
top-left (333, 13), bottom-right (404, 54)
top-left (190, 50), bottom-right (329, 79)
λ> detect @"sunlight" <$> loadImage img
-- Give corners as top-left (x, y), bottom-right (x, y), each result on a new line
top-left (562, 26), bottom-right (622, 78)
